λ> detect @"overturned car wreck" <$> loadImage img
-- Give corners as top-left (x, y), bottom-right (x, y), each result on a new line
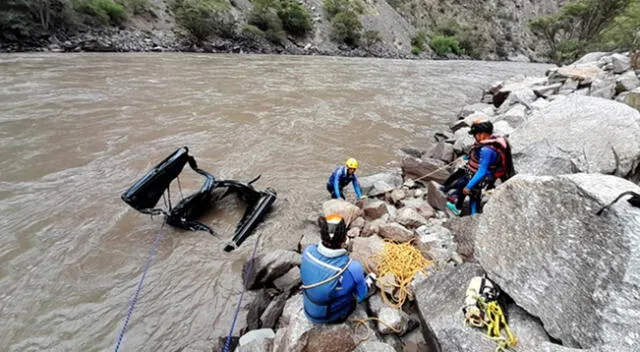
top-left (121, 147), bottom-right (277, 251)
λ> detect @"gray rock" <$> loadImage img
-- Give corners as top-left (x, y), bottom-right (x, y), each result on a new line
top-left (389, 189), bottom-right (406, 204)
top-left (414, 189), bottom-right (424, 199)
top-left (401, 156), bottom-right (449, 184)
top-left (367, 294), bottom-right (417, 336)
top-left (370, 180), bottom-right (394, 196)
top-left (499, 103), bottom-right (528, 128)
top-left (236, 338), bottom-right (273, 352)
top-left (442, 215), bottom-right (481, 262)
top-left (493, 120), bottom-right (514, 136)
top-left (626, 87), bottom-right (640, 110)
top-left (616, 70), bottom-right (640, 93)
top-left (361, 219), bottom-right (385, 237)
top-left (359, 170), bottom-right (403, 195)
top-left (533, 83), bottom-right (562, 98)
top-left (510, 96), bottom-right (640, 182)
top-left (378, 222), bottom-right (415, 242)
top-left (347, 227), bottom-right (361, 238)
top-left (403, 178), bottom-right (416, 189)
top-left (400, 147), bottom-right (425, 159)
top-left (399, 197), bottom-right (427, 209)
top-left (426, 181), bottom-right (449, 212)
top-left (428, 141), bottom-right (456, 163)
top-left (260, 293), bottom-right (288, 330)
top-left (273, 266), bottom-right (300, 292)
top-left (531, 98), bottom-right (551, 110)
top-left (452, 127), bottom-right (476, 155)
top-left (354, 341), bottom-right (396, 352)
top-left (498, 88), bottom-right (537, 112)
top-left (415, 263), bottom-right (551, 352)
top-left (475, 174), bottom-right (640, 348)
top-left (549, 64), bottom-right (603, 84)
top-left (322, 199), bottom-right (363, 226)
top-left (299, 232), bottom-right (320, 253)
top-left (416, 223), bottom-right (456, 262)
top-left (395, 207), bottom-right (428, 229)
top-left (351, 216), bottom-right (366, 229)
top-left (572, 52), bottom-right (612, 66)
top-left (243, 250), bottom-right (301, 289)
top-left (457, 103), bottom-right (496, 119)
top-left (350, 235), bottom-right (385, 271)
top-left (363, 199), bottom-right (389, 220)
top-left (611, 53), bottom-right (631, 73)
top-left (589, 77), bottom-right (617, 99)
top-left (239, 328), bottom-right (276, 348)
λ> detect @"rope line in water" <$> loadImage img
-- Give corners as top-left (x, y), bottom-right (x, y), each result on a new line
top-left (114, 223), bottom-right (166, 352)
top-left (223, 232), bottom-right (262, 352)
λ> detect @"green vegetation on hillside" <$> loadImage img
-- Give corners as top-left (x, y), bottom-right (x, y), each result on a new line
top-left (529, 0), bottom-right (638, 63)
top-left (323, 0), bottom-right (364, 47)
top-left (0, 0), bottom-right (152, 41)
top-left (247, 0), bottom-right (313, 44)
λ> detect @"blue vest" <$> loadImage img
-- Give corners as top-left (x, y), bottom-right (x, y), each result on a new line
top-left (300, 245), bottom-right (358, 323)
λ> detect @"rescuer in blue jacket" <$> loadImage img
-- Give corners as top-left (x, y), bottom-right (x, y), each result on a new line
top-left (447, 120), bottom-right (514, 216)
top-left (300, 214), bottom-right (376, 324)
top-left (327, 158), bottom-right (363, 199)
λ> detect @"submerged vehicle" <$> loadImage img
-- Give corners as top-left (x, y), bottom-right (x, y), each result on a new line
top-left (121, 147), bottom-right (276, 251)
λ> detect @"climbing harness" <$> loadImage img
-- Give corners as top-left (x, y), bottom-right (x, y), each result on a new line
top-left (113, 222), bottom-right (166, 352)
top-left (368, 241), bottom-right (432, 309)
top-left (222, 232), bottom-right (262, 352)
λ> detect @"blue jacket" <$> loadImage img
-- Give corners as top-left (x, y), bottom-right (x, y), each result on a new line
top-left (466, 146), bottom-right (499, 189)
top-left (300, 244), bottom-right (368, 323)
top-left (327, 166), bottom-right (363, 199)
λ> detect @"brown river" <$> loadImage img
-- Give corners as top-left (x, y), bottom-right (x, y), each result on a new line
top-left (0, 53), bottom-right (552, 351)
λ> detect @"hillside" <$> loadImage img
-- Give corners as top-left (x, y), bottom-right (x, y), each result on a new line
top-left (0, 0), bottom-right (578, 61)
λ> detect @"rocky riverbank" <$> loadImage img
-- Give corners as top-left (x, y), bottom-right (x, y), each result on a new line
top-left (216, 51), bottom-right (640, 352)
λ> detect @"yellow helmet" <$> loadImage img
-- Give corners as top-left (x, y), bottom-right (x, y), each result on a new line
top-left (345, 158), bottom-right (359, 169)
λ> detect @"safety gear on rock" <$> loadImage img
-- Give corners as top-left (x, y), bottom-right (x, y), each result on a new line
top-left (320, 214), bottom-right (348, 249)
top-left (468, 120), bottom-right (494, 135)
top-left (464, 306), bottom-right (483, 327)
top-left (345, 158), bottom-right (359, 169)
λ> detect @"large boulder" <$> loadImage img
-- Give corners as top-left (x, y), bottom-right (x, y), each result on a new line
top-left (395, 207), bottom-right (428, 229)
top-left (475, 174), bottom-right (640, 348)
top-left (510, 96), bottom-right (640, 182)
top-left (414, 263), bottom-right (551, 352)
top-left (350, 235), bottom-right (385, 271)
top-left (363, 199), bottom-right (389, 220)
top-left (243, 250), bottom-right (301, 289)
top-left (359, 170), bottom-right (403, 195)
top-left (616, 71), bottom-right (640, 93)
top-left (402, 156), bottom-right (450, 184)
top-left (322, 199), bottom-right (363, 226)
top-left (442, 215), bottom-right (481, 262)
top-left (378, 222), bottom-right (415, 243)
top-left (272, 294), bottom-right (369, 352)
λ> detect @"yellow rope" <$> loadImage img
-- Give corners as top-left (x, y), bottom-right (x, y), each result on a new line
top-left (465, 298), bottom-right (518, 352)
top-left (368, 241), bottom-right (432, 309)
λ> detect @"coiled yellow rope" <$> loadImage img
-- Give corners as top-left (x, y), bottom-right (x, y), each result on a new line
top-left (368, 241), bottom-right (432, 309)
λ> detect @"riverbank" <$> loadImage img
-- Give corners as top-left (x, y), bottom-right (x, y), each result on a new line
top-left (227, 51), bottom-right (640, 351)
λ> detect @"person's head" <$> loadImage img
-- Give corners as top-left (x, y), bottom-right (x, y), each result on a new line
top-left (469, 120), bottom-right (494, 142)
top-left (345, 158), bottom-right (358, 175)
top-left (319, 214), bottom-right (348, 249)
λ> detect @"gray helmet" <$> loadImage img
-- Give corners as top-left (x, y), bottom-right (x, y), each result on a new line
top-left (319, 214), bottom-right (347, 249)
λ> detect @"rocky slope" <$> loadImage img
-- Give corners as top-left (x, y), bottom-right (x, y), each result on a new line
top-left (1, 0), bottom-right (566, 61)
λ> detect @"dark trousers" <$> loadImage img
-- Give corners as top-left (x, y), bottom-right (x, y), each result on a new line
top-left (327, 184), bottom-right (345, 199)
top-left (452, 175), bottom-right (482, 215)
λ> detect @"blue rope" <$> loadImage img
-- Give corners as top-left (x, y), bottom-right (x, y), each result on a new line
top-left (114, 223), bottom-right (166, 352)
top-left (223, 233), bottom-right (262, 352)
